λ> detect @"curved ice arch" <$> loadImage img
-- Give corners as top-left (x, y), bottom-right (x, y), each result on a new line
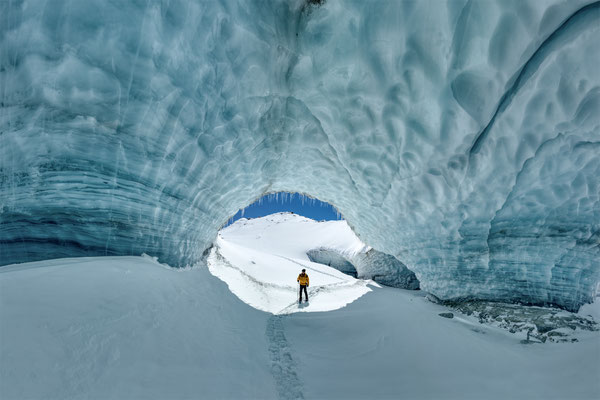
top-left (1, 0), bottom-right (598, 310)
top-left (307, 247), bottom-right (420, 290)
top-left (307, 248), bottom-right (359, 278)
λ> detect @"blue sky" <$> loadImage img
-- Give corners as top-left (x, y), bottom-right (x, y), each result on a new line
top-left (225, 192), bottom-right (342, 226)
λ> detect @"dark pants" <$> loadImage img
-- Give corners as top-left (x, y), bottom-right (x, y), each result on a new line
top-left (299, 285), bottom-right (308, 301)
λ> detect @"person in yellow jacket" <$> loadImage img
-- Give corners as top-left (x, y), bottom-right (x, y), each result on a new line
top-left (297, 268), bottom-right (309, 303)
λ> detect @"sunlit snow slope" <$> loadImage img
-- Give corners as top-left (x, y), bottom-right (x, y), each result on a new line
top-left (208, 213), bottom-right (372, 314)
top-left (1, 0), bottom-right (599, 310)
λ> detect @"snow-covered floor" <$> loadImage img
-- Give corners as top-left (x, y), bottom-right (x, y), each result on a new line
top-left (1, 256), bottom-right (599, 399)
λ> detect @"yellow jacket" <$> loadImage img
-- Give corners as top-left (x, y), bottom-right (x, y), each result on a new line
top-left (297, 273), bottom-right (309, 286)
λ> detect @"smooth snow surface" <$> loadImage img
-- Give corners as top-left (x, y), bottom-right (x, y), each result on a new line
top-left (1, 257), bottom-right (599, 399)
top-left (0, 257), bottom-right (277, 400)
top-left (208, 213), bottom-right (372, 314)
top-left (1, 0), bottom-right (599, 310)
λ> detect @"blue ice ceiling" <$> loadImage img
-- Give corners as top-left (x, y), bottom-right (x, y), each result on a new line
top-left (1, 0), bottom-right (598, 311)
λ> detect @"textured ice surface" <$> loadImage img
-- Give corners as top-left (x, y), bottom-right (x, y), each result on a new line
top-left (1, 0), bottom-right (599, 310)
top-left (352, 249), bottom-right (421, 290)
top-left (440, 300), bottom-right (598, 344)
top-left (306, 248), bottom-right (358, 277)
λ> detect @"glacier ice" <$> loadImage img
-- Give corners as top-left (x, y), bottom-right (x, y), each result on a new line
top-left (352, 249), bottom-right (421, 290)
top-left (307, 248), bottom-right (359, 277)
top-left (307, 247), bottom-right (420, 290)
top-left (0, 0), bottom-right (599, 310)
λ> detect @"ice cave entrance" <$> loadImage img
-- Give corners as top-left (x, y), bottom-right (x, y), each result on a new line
top-left (207, 192), bottom-right (374, 314)
top-left (223, 192), bottom-right (343, 227)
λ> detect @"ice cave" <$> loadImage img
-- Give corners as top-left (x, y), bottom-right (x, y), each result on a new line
top-left (2, 0), bottom-right (598, 311)
top-left (1, 0), bottom-right (600, 398)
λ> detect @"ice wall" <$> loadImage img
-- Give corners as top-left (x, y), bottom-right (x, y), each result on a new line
top-left (307, 248), bottom-right (358, 278)
top-left (307, 247), bottom-right (420, 290)
top-left (352, 249), bottom-right (421, 290)
top-left (1, 0), bottom-right (598, 310)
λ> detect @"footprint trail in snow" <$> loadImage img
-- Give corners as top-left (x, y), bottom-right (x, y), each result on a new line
top-left (266, 315), bottom-right (304, 399)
